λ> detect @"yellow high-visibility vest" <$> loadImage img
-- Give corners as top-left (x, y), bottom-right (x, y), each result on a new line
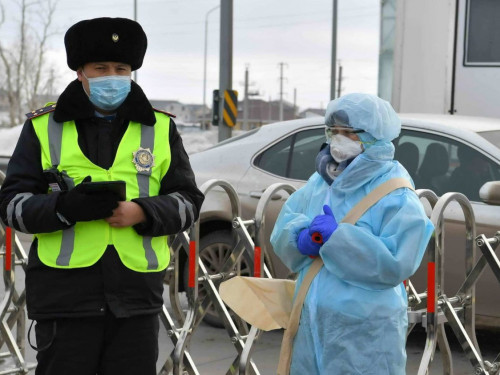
top-left (32, 111), bottom-right (171, 272)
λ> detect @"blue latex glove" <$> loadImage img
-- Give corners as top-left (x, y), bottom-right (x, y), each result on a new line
top-left (297, 228), bottom-right (321, 257)
top-left (309, 205), bottom-right (338, 243)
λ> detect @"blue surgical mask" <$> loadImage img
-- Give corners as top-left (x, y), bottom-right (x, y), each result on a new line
top-left (82, 70), bottom-right (131, 111)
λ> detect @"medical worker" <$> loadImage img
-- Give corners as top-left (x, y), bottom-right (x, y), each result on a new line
top-left (270, 93), bottom-right (433, 374)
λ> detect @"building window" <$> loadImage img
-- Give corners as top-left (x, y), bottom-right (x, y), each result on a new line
top-left (464, 0), bottom-right (500, 66)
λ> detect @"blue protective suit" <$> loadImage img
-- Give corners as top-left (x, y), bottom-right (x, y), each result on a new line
top-left (271, 94), bottom-right (434, 375)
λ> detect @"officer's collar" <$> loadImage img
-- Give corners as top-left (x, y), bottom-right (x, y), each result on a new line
top-left (53, 79), bottom-right (156, 126)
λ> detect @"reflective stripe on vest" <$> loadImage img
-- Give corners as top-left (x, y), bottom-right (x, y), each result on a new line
top-left (32, 112), bottom-right (171, 272)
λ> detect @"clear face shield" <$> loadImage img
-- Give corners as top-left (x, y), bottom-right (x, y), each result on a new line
top-left (324, 126), bottom-right (365, 141)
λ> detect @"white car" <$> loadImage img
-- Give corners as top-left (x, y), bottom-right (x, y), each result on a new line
top-left (189, 114), bottom-right (500, 328)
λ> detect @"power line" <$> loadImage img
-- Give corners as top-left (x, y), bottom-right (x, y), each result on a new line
top-left (150, 10), bottom-right (377, 34)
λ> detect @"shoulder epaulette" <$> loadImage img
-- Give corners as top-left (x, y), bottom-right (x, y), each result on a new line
top-left (26, 103), bottom-right (56, 120)
top-left (152, 107), bottom-right (176, 118)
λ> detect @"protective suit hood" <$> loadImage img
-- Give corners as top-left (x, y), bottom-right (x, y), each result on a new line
top-left (325, 93), bottom-right (401, 142)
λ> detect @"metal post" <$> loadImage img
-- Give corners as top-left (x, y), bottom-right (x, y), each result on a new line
top-left (279, 62), bottom-right (285, 121)
top-left (219, 0), bottom-right (233, 142)
top-left (337, 64), bottom-right (343, 98)
top-left (268, 96), bottom-right (272, 122)
top-left (203, 5), bottom-right (220, 130)
top-left (133, 0), bottom-right (138, 83)
top-left (293, 88), bottom-right (297, 118)
top-left (243, 65), bottom-right (249, 130)
top-left (330, 0), bottom-right (338, 100)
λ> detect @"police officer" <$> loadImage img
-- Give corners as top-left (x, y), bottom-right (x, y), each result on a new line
top-left (0, 17), bottom-right (204, 375)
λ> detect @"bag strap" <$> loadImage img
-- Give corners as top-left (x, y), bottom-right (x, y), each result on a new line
top-left (276, 177), bottom-right (414, 375)
top-left (341, 177), bottom-right (414, 225)
top-left (277, 256), bottom-right (323, 374)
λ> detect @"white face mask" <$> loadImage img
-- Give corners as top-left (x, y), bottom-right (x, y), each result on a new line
top-left (329, 134), bottom-right (363, 163)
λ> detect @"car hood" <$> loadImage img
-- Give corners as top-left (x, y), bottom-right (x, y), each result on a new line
top-left (189, 140), bottom-right (255, 190)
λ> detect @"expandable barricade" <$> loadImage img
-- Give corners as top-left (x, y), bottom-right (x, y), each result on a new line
top-left (237, 183), bottom-right (296, 375)
top-left (159, 179), bottom-right (261, 375)
top-left (0, 171), bottom-right (36, 374)
top-left (410, 191), bottom-right (500, 375)
top-left (1, 172), bottom-right (499, 375)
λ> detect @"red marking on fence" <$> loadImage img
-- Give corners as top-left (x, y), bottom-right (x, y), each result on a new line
top-left (254, 246), bottom-right (261, 278)
top-left (427, 262), bottom-right (436, 313)
top-left (188, 241), bottom-right (196, 288)
top-left (5, 227), bottom-right (12, 271)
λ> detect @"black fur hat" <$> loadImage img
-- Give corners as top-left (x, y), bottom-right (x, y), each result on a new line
top-left (64, 17), bottom-right (147, 71)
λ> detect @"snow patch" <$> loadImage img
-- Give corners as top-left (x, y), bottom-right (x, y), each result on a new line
top-left (0, 125), bottom-right (243, 157)
top-left (0, 124), bottom-right (23, 156)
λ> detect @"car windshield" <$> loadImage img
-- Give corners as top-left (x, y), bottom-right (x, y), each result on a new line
top-left (208, 128), bottom-right (260, 150)
top-left (477, 130), bottom-right (500, 150)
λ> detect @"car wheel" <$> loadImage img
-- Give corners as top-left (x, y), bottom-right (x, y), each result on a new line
top-left (182, 229), bottom-right (253, 328)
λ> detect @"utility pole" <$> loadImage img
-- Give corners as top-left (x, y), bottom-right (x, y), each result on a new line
top-left (243, 65), bottom-right (249, 130)
top-left (330, 0), bottom-right (338, 100)
top-left (241, 65), bottom-right (259, 130)
top-left (337, 63), bottom-right (343, 98)
top-left (203, 5), bottom-right (220, 130)
top-left (133, 0), bottom-right (138, 83)
top-left (293, 88), bottom-right (297, 118)
top-left (268, 96), bottom-right (272, 122)
top-left (278, 62), bottom-right (287, 121)
top-left (219, 0), bottom-right (233, 142)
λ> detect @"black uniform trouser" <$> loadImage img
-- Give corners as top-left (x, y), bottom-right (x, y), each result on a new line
top-left (33, 311), bottom-right (159, 375)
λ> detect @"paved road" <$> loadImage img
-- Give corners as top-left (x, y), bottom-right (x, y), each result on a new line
top-left (156, 318), bottom-right (499, 374)
top-left (0, 233), bottom-right (498, 374)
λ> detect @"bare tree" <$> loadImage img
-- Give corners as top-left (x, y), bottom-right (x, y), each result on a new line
top-left (0, 0), bottom-right (59, 127)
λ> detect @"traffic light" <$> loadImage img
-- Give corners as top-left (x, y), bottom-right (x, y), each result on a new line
top-left (212, 90), bottom-right (220, 126)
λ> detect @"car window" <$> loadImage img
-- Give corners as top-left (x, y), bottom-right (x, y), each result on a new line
top-left (255, 128), bottom-right (325, 180)
top-left (394, 129), bottom-right (500, 200)
top-left (289, 129), bottom-right (326, 180)
top-left (255, 135), bottom-right (293, 177)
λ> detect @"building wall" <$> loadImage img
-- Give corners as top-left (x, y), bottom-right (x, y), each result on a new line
top-left (392, 0), bottom-right (455, 114)
top-left (378, 0), bottom-right (396, 102)
top-left (389, 0), bottom-right (500, 118)
top-left (453, 0), bottom-right (500, 117)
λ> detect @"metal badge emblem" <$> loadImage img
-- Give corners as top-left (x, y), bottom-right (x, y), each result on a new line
top-left (132, 147), bottom-right (155, 172)
top-left (112, 33), bottom-right (119, 42)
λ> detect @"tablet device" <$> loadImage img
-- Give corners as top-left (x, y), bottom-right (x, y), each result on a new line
top-left (79, 180), bottom-right (126, 201)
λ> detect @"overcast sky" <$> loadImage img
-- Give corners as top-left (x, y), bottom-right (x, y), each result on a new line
top-left (2, 0), bottom-right (380, 111)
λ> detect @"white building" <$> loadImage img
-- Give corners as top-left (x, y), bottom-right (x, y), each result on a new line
top-left (150, 100), bottom-right (209, 126)
top-left (379, 0), bottom-right (500, 118)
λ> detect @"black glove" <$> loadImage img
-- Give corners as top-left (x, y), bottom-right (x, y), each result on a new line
top-left (56, 176), bottom-right (119, 223)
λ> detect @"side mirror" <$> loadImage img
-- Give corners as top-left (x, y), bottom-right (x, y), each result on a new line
top-left (479, 181), bottom-right (500, 205)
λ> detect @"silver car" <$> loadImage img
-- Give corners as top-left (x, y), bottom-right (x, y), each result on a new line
top-left (189, 114), bottom-right (500, 328)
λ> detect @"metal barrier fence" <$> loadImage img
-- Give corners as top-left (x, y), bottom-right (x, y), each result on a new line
top-left (0, 172), bottom-right (499, 374)
top-left (0, 171), bottom-right (36, 374)
top-left (407, 191), bottom-right (500, 375)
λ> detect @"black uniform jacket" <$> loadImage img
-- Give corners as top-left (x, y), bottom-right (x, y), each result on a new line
top-left (0, 79), bottom-right (205, 320)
